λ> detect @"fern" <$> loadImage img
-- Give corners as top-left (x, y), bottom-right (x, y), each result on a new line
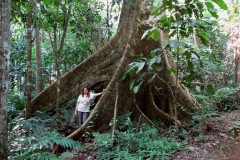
top-left (9, 130), bottom-right (81, 160)
top-left (116, 112), bottom-right (132, 130)
top-left (8, 111), bottom-right (81, 160)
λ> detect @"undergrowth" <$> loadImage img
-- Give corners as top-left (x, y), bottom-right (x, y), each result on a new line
top-left (8, 87), bottom-right (237, 159)
top-left (82, 113), bottom-right (187, 160)
top-left (188, 87), bottom-right (238, 139)
top-left (8, 108), bottom-right (80, 160)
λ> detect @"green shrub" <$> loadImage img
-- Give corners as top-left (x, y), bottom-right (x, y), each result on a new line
top-left (213, 87), bottom-right (236, 111)
top-left (8, 92), bottom-right (25, 120)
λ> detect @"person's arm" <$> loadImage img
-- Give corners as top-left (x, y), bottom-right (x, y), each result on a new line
top-left (74, 102), bottom-right (79, 116)
top-left (93, 89), bottom-right (106, 97)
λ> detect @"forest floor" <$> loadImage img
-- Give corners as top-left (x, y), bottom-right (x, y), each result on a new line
top-left (172, 109), bottom-right (240, 160)
top-left (65, 109), bottom-right (240, 160)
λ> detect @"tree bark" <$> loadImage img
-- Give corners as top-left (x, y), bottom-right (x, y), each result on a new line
top-left (35, 27), bottom-right (43, 95)
top-left (235, 46), bottom-right (238, 88)
top-left (25, 0), bottom-right (33, 119)
top-left (31, 0), bottom-right (196, 152)
top-left (194, 33), bottom-right (201, 93)
top-left (53, 7), bottom-right (61, 127)
top-left (0, 0), bottom-right (11, 159)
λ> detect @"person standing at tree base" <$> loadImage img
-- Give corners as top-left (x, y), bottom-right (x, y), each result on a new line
top-left (74, 87), bottom-right (105, 127)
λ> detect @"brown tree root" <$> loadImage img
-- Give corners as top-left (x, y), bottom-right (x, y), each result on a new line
top-left (134, 101), bottom-right (166, 133)
top-left (146, 88), bottom-right (182, 126)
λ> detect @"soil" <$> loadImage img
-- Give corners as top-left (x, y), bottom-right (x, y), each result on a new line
top-left (172, 109), bottom-right (240, 160)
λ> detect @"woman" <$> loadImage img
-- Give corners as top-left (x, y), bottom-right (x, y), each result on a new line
top-left (74, 87), bottom-right (105, 127)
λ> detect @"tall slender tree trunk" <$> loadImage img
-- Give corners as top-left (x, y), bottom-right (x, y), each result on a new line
top-left (235, 46), bottom-right (238, 88)
top-left (194, 33), bottom-right (201, 93)
top-left (235, 45), bottom-right (240, 104)
top-left (35, 27), bottom-right (43, 95)
top-left (106, 0), bottom-right (110, 41)
top-left (47, 7), bottom-right (70, 125)
top-left (53, 8), bottom-right (61, 127)
top-left (0, 0), bottom-right (11, 159)
top-left (25, 1), bottom-right (33, 119)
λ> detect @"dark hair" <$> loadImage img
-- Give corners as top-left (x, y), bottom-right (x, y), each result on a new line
top-left (82, 87), bottom-right (90, 97)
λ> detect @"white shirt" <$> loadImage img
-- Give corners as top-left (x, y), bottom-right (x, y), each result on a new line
top-left (77, 93), bottom-right (95, 112)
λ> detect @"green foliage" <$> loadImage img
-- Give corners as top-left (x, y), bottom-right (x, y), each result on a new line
top-left (83, 113), bottom-right (186, 160)
top-left (8, 91), bottom-right (25, 120)
top-left (213, 87), bottom-right (237, 111)
top-left (122, 52), bottom-right (162, 93)
top-left (186, 93), bottom-right (218, 137)
top-left (124, 0), bottom-right (229, 93)
top-left (115, 112), bottom-right (133, 130)
top-left (8, 110), bottom-right (81, 160)
top-left (10, 0), bottom-right (117, 97)
top-left (192, 103), bottom-right (218, 125)
top-left (189, 87), bottom-right (237, 138)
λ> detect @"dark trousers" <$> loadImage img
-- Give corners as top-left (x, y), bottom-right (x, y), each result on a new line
top-left (77, 111), bottom-right (89, 127)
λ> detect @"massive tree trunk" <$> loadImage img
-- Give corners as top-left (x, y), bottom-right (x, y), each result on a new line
top-left (0, 0), bottom-right (11, 159)
top-left (31, 0), bottom-right (196, 148)
top-left (25, 0), bottom-right (33, 119)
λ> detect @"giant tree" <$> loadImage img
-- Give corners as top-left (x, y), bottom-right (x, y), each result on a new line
top-left (0, 0), bottom-right (11, 159)
top-left (32, 0), bottom-right (196, 147)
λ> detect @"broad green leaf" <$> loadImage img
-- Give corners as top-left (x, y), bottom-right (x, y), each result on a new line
top-left (141, 30), bottom-right (149, 40)
top-left (133, 81), bottom-right (143, 93)
top-left (201, 31), bottom-right (207, 40)
top-left (122, 71), bottom-right (129, 80)
top-left (153, 0), bottom-right (161, 7)
top-left (153, 30), bottom-right (159, 41)
top-left (205, 2), bottom-right (215, 10)
top-left (130, 80), bottom-right (135, 90)
top-left (147, 73), bottom-right (157, 83)
top-left (196, 2), bottom-right (204, 9)
top-left (151, 7), bottom-right (158, 15)
top-left (148, 58), bottom-right (156, 70)
top-left (212, 0), bottom-right (228, 10)
top-left (156, 66), bottom-right (163, 72)
top-left (169, 40), bottom-right (180, 49)
top-left (167, 69), bottom-right (177, 75)
top-left (205, 2), bottom-right (219, 18)
top-left (133, 85), bottom-right (139, 93)
top-left (129, 70), bottom-right (134, 78)
top-left (151, 52), bottom-right (157, 58)
top-left (136, 62), bottom-right (145, 74)
top-left (158, 16), bottom-right (167, 22)
top-left (26, 5), bottom-right (31, 13)
top-left (191, 19), bottom-right (200, 27)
